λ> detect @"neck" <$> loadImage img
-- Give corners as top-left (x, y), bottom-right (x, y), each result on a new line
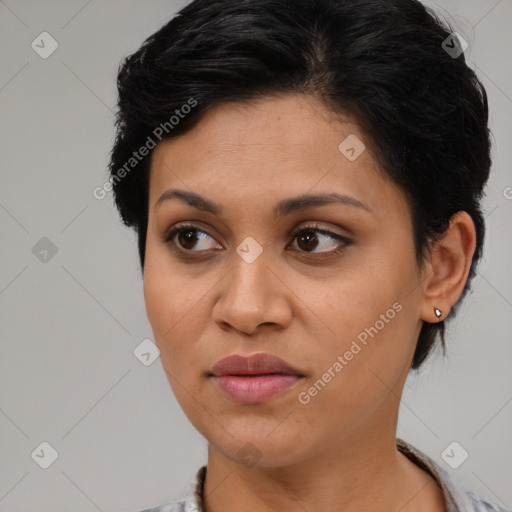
top-left (203, 419), bottom-right (443, 512)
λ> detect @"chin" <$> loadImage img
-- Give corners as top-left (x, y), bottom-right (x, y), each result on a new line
top-left (203, 418), bottom-right (318, 468)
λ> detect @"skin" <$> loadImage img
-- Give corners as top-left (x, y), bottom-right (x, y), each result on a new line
top-left (143, 93), bottom-right (476, 512)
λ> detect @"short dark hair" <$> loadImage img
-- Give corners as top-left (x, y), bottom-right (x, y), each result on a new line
top-left (108, 0), bottom-right (492, 370)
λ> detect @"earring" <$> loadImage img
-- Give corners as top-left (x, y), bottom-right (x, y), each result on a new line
top-left (434, 307), bottom-right (442, 319)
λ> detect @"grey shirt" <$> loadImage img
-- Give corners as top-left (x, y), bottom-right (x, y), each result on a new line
top-left (139, 438), bottom-right (509, 512)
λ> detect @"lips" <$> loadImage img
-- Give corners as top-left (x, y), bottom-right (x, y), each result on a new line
top-left (209, 353), bottom-right (305, 404)
top-left (209, 353), bottom-right (304, 377)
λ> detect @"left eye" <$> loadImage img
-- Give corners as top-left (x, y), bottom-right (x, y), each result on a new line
top-left (289, 227), bottom-right (351, 254)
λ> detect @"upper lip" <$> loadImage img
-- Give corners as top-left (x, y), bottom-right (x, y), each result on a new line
top-left (209, 353), bottom-right (304, 377)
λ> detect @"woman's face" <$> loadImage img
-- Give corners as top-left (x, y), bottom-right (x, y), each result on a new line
top-left (144, 94), bottom-right (427, 467)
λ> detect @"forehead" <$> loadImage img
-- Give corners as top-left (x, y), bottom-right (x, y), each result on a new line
top-left (148, 94), bottom-right (400, 215)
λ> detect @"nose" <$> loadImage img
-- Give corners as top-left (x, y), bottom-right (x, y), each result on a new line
top-left (211, 248), bottom-right (293, 336)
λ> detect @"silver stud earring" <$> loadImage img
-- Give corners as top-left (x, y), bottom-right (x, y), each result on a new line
top-left (434, 307), bottom-right (442, 319)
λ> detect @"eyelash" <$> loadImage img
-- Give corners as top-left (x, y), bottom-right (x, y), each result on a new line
top-left (162, 222), bottom-right (352, 257)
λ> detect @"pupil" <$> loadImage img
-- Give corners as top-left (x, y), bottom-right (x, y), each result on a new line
top-left (179, 230), bottom-right (198, 249)
top-left (298, 231), bottom-right (318, 251)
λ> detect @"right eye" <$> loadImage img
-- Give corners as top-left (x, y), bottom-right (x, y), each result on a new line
top-left (163, 223), bottom-right (223, 253)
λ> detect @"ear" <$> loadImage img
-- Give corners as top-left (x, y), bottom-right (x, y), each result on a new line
top-left (419, 211), bottom-right (477, 323)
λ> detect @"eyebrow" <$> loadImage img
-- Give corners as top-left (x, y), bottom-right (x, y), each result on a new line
top-left (154, 188), bottom-right (371, 217)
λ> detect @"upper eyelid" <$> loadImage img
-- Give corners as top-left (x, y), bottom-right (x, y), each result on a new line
top-left (290, 224), bottom-right (347, 238)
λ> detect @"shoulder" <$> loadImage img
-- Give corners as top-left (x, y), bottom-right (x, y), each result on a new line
top-left (450, 483), bottom-right (510, 512)
top-left (429, 459), bottom-right (509, 512)
top-left (396, 439), bottom-right (509, 512)
top-left (135, 465), bottom-right (206, 512)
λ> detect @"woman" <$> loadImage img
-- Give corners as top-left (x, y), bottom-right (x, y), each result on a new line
top-left (108, 1), bottom-right (506, 511)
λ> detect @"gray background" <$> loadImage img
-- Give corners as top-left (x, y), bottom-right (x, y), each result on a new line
top-left (0, 1), bottom-right (510, 511)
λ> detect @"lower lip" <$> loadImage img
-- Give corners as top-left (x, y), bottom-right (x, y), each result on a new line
top-left (212, 374), bottom-right (302, 404)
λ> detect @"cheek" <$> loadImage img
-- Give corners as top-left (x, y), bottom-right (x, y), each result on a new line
top-left (143, 264), bottom-right (177, 343)
top-left (312, 249), bottom-right (413, 341)
top-left (143, 258), bottom-right (204, 367)
top-left (143, 266), bottom-right (210, 421)
top-left (296, 303), bottom-right (415, 437)
top-left (143, 241), bottom-right (201, 331)
top-left (298, 246), bottom-right (419, 412)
